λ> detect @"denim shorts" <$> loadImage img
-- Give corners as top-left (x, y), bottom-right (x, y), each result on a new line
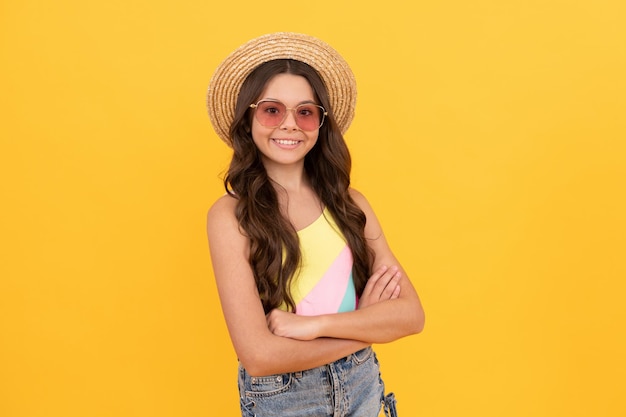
top-left (238, 347), bottom-right (398, 417)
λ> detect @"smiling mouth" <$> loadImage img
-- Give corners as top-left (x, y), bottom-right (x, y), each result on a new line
top-left (272, 139), bottom-right (301, 146)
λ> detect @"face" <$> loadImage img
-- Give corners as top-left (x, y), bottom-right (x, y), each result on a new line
top-left (251, 73), bottom-right (320, 171)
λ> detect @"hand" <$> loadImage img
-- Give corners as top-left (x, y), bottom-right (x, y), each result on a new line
top-left (266, 309), bottom-right (320, 341)
top-left (358, 265), bottom-right (401, 309)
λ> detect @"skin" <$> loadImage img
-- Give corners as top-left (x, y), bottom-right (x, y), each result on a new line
top-left (251, 73), bottom-right (320, 179)
top-left (207, 74), bottom-right (425, 377)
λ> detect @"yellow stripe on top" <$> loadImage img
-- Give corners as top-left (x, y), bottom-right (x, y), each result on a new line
top-left (289, 208), bottom-right (347, 306)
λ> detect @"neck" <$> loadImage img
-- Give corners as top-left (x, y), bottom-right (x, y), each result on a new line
top-left (264, 164), bottom-right (322, 215)
top-left (264, 161), bottom-right (308, 194)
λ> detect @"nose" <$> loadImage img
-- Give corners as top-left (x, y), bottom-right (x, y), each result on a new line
top-left (280, 109), bottom-right (299, 130)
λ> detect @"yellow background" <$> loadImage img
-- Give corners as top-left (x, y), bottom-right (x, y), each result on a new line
top-left (1, 1), bottom-right (625, 416)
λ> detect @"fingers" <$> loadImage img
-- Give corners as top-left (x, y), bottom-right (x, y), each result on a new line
top-left (378, 266), bottom-right (401, 300)
top-left (390, 282), bottom-right (401, 299)
top-left (362, 265), bottom-right (402, 302)
top-left (266, 309), bottom-right (319, 340)
top-left (266, 309), bottom-right (276, 332)
top-left (266, 309), bottom-right (286, 334)
top-left (361, 265), bottom-right (389, 296)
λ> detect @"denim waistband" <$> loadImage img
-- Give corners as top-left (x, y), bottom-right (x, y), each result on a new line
top-left (238, 346), bottom-right (389, 416)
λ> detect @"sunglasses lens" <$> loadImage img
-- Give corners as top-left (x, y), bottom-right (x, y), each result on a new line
top-left (255, 101), bottom-right (287, 127)
top-left (294, 104), bottom-right (323, 131)
top-left (254, 101), bottom-right (324, 131)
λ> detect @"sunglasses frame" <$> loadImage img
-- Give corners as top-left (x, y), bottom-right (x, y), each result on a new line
top-left (249, 99), bottom-right (328, 131)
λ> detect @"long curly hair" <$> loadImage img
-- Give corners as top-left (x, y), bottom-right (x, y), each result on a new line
top-left (225, 59), bottom-right (373, 313)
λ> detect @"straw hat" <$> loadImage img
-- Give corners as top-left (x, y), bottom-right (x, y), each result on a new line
top-left (207, 32), bottom-right (357, 146)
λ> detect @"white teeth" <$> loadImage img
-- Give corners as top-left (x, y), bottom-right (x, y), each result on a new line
top-left (275, 139), bottom-right (299, 145)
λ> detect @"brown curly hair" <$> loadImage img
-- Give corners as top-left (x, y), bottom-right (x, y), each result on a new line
top-left (225, 59), bottom-right (373, 313)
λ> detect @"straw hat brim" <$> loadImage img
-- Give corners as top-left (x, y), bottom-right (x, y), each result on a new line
top-left (207, 32), bottom-right (356, 146)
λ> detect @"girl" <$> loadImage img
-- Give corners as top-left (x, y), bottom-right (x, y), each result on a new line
top-left (206, 32), bottom-right (424, 417)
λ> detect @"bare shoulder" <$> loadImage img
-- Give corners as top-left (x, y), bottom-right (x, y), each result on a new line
top-left (206, 194), bottom-right (241, 238)
top-left (348, 188), bottom-right (372, 210)
top-left (207, 194), bottom-right (238, 222)
top-left (348, 188), bottom-right (383, 239)
top-left (348, 188), bottom-right (377, 218)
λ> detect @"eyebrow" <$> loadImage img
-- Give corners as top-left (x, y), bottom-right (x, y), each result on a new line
top-left (261, 98), bottom-right (318, 106)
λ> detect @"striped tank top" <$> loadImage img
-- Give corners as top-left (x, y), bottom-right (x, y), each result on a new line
top-left (288, 208), bottom-right (357, 316)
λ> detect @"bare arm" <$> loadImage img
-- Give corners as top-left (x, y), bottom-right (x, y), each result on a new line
top-left (207, 195), bottom-right (368, 377)
top-left (266, 189), bottom-right (425, 343)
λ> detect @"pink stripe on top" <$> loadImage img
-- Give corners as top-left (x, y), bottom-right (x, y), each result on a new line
top-left (296, 246), bottom-right (354, 316)
top-left (288, 208), bottom-right (357, 316)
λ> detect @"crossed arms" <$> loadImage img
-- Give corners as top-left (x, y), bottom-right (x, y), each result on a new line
top-left (207, 189), bottom-right (424, 377)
